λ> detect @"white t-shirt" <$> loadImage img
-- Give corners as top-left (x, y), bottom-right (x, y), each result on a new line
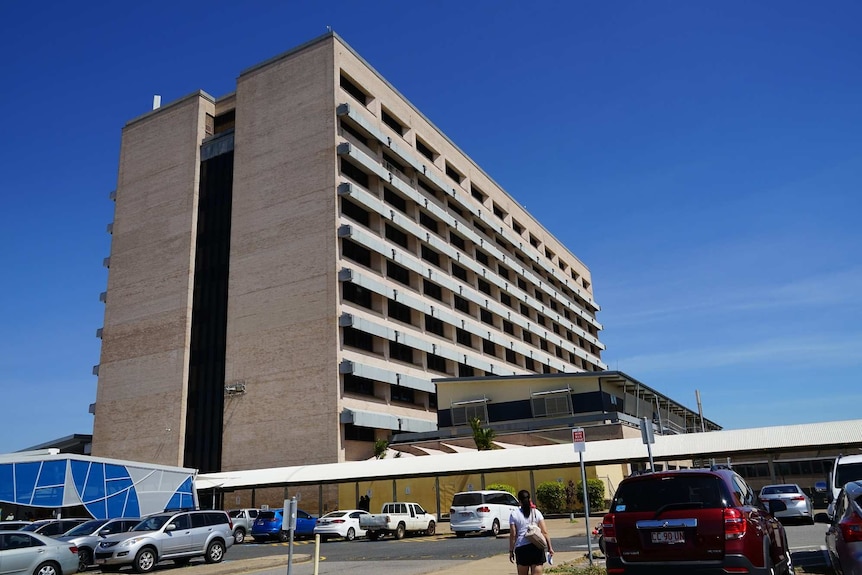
top-left (509, 507), bottom-right (544, 548)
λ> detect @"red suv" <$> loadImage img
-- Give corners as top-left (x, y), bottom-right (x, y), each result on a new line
top-left (602, 467), bottom-right (793, 574)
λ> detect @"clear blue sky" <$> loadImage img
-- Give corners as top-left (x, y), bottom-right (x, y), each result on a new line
top-left (1, 1), bottom-right (859, 453)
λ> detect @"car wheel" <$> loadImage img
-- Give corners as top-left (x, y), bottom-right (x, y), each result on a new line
top-left (395, 523), bottom-right (406, 540)
top-left (426, 521), bottom-right (436, 536)
top-left (490, 519), bottom-right (500, 537)
top-left (205, 540), bottom-right (225, 564)
top-left (278, 530), bottom-right (289, 543)
top-left (367, 530), bottom-right (379, 541)
top-left (455, 531), bottom-right (467, 538)
top-left (233, 527), bottom-right (245, 544)
top-left (78, 547), bottom-right (93, 572)
top-left (345, 527), bottom-right (356, 541)
top-left (34, 562), bottom-right (60, 575)
top-left (133, 547), bottom-right (157, 573)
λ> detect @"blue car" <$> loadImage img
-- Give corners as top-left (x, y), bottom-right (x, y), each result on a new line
top-left (251, 509), bottom-right (317, 542)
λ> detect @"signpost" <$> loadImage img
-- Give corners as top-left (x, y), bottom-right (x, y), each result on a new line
top-left (572, 427), bottom-right (593, 565)
top-left (285, 497), bottom-right (297, 575)
top-left (640, 417), bottom-right (655, 471)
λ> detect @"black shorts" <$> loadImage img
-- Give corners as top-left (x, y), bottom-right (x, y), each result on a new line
top-left (515, 543), bottom-right (546, 566)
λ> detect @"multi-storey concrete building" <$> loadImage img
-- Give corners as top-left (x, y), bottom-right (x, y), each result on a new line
top-left (91, 32), bottom-right (606, 474)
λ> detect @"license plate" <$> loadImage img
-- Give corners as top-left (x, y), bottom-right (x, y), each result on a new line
top-left (460, 512), bottom-right (471, 517)
top-left (651, 530), bottom-right (684, 544)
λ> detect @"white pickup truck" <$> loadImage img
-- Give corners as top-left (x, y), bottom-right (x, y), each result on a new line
top-left (358, 502), bottom-right (436, 540)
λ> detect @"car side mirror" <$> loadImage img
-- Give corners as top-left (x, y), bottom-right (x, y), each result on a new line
top-left (814, 512), bottom-right (831, 524)
top-left (165, 524), bottom-right (176, 532)
top-left (99, 529), bottom-right (112, 537)
top-left (814, 481), bottom-right (828, 493)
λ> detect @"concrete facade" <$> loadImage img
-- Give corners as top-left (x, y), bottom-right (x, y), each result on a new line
top-left (92, 33), bottom-right (607, 475)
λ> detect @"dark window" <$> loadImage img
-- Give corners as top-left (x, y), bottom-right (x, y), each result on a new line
top-left (536, 314), bottom-right (546, 326)
top-left (530, 235), bottom-right (541, 248)
top-left (549, 300), bottom-right (558, 312)
top-left (456, 328), bottom-right (473, 347)
top-left (342, 238), bottom-right (371, 267)
top-left (543, 363), bottom-right (552, 374)
top-left (385, 225), bottom-right (408, 249)
top-left (454, 295), bottom-right (471, 314)
top-left (452, 263), bottom-right (468, 281)
top-left (448, 201), bottom-right (463, 217)
top-left (482, 338), bottom-right (497, 357)
top-left (512, 220), bottom-right (523, 234)
top-left (340, 120), bottom-right (371, 146)
top-left (525, 357), bottom-right (535, 371)
top-left (493, 203), bottom-right (506, 220)
top-left (520, 302), bottom-right (530, 316)
top-left (458, 363), bottom-right (475, 377)
top-left (497, 265), bottom-right (510, 279)
top-left (391, 385), bottom-right (415, 403)
top-left (344, 327), bottom-right (374, 352)
top-left (423, 279), bottom-right (443, 302)
top-left (340, 158), bottom-right (369, 188)
top-left (384, 187), bottom-right (408, 213)
top-left (475, 250), bottom-right (489, 266)
top-left (419, 211), bottom-right (439, 234)
top-left (382, 109), bottom-right (404, 135)
top-left (552, 323), bottom-right (560, 335)
top-left (477, 278), bottom-right (492, 295)
top-left (505, 348), bottom-right (517, 364)
top-left (503, 320), bottom-right (514, 335)
top-left (341, 197), bottom-right (370, 226)
top-left (382, 152), bottom-right (405, 174)
top-left (480, 308), bottom-right (494, 325)
top-left (566, 330), bottom-right (574, 342)
top-left (471, 184), bottom-right (486, 202)
top-left (421, 244), bottom-right (441, 267)
top-left (426, 353), bottom-right (447, 373)
top-left (417, 177), bottom-right (440, 198)
top-left (340, 74), bottom-right (368, 105)
top-left (345, 423), bottom-right (375, 442)
top-left (474, 221), bottom-right (486, 235)
top-left (429, 393), bottom-right (438, 408)
top-left (555, 346), bottom-right (564, 358)
top-left (344, 373), bottom-right (375, 397)
top-left (500, 293), bottom-right (512, 308)
top-left (388, 298), bottom-right (413, 324)
top-left (386, 261), bottom-right (411, 286)
top-left (522, 330), bottom-right (534, 344)
top-left (416, 138), bottom-right (436, 160)
top-left (450, 231), bottom-right (466, 251)
top-left (389, 341), bottom-right (415, 364)
top-left (517, 277), bottom-right (527, 290)
top-left (446, 162), bottom-right (464, 183)
top-left (343, 282), bottom-right (373, 310)
top-left (540, 338), bottom-right (549, 351)
top-left (425, 314), bottom-right (444, 336)
top-left (534, 290), bottom-right (545, 303)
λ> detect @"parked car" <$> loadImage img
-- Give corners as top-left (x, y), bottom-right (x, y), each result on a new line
top-left (0, 521), bottom-right (32, 531)
top-left (359, 502), bottom-right (436, 540)
top-left (20, 519), bottom-right (89, 537)
top-left (313, 509), bottom-right (369, 541)
top-left (226, 509), bottom-right (260, 544)
top-left (827, 455), bottom-right (862, 518)
top-left (0, 531), bottom-right (80, 575)
top-left (58, 517), bottom-right (140, 571)
top-left (449, 490), bottom-right (519, 537)
top-left (251, 509), bottom-right (316, 542)
top-left (825, 480), bottom-right (862, 575)
top-left (602, 467), bottom-right (793, 574)
top-left (759, 484), bottom-right (814, 524)
top-left (94, 510), bottom-right (233, 573)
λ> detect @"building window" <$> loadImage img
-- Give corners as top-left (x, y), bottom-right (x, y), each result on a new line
top-left (520, 302), bottom-right (530, 317)
top-left (426, 353), bottom-right (447, 373)
top-left (482, 338), bottom-right (497, 357)
top-left (475, 250), bottom-right (489, 266)
top-left (505, 348), bottom-right (516, 364)
top-left (529, 234), bottom-right (541, 249)
top-left (474, 220), bottom-right (486, 235)
top-left (446, 162), bottom-right (464, 184)
top-left (384, 187), bottom-right (408, 213)
top-left (340, 73), bottom-right (369, 105)
top-left (344, 327), bottom-right (374, 352)
top-left (382, 152), bottom-right (405, 174)
top-left (451, 400), bottom-right (487, 425)
top-left (416, 137), bottom-right (437, 161)
top-left (531, 390), bottom-right (573, 418)
top-left (454, 295), bottom-right (471, 314)
top-left (512, 220), bottom-right (524, 234)
top-left (458, 363), bottom-right (475, 377)
top-left (343, 282), bottom-right (373, 310)
top-left (500, 293), bottom-right (512, 308)
top-left (452, 263), bottom-right (468, 282)
top-left (340, 120), bottom-right (371, 147)
top-left (522, 330), bottom-right (534, 344)
top-left (340, 158), bottom-right (369, 188)
top-left (502, 320), bottom-right (514, 335)
top-left (419, 211), bottom-right (439, 234)
top-left (391, 385), bottom-right (415, 404)
top-left (470, 184), bottom-right (486, 203)
top-left (477, 278), bottom-right (492, 295)
top-left (382, 108), bottom-right (405, 135)
top-left (497, 265), bottom-right (510, 279)
top-left (385, 224), bottom-right (409, 249)
top-left (525, 357), bottom-right (535, 371)
top-left (342, 238), bottom-right (371, 267)
top-left (423, 279), bottom-right (443, 302)
top-left (344, 423), bottom-right (375, 442)
top-left (417, 177), bottom-right (440, 199)
top-left (540, 338), bottom-right (549, 351)
top-left (421, 244), bottom-right (441, 267)
top-left (425, 314), bottom-right (444, 336)
top-left (344, 373), bottom-right (375, 397)
top-left (450, 231), bottom-right (466, 251)
top-left (456, 328), bottom-right (473, 347)
top-left (493, 203), bottom-right (506, 220)
top-left (448, 201), bottom-right (463, 217)
top-left (480, 308), bottom-right (494, 325)
top-left (341, 197), bottom-right (370, 226)
top-left (386, 261), bottom-right (411, 286)
top-left (389, 341), bottom-right (415, 364)
top-left (388, 298), bottom-right (413, 324)
top-left (536, 314), bottom-right (546, 327)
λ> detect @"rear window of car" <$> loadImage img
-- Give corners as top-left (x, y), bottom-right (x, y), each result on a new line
top-left (761, 485), bottom-right (799, 495)
top-left (452, 493), bottom-right (484, 506)
top-left (229, 510), bottom-right (243, 518)
top-left (259, 511), bottom-right (277, 519)
top-left (613, 474), bottom-right (726, 512)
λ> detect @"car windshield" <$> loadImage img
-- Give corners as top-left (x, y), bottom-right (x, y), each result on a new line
top-left (836, 462), bottom-right (862, 487)
top-left (132, 515), bottom-right (171, 532)
top-left (452, 493), bottom-right (484, 506)
top-left (322, 512), bottom-right (347, 518)
top-left (613, 475), bottom-right (726, 513)
top-left (64, 520), bottom-right (109, 536)
top-left (761, 485), bottom-right (799, 495)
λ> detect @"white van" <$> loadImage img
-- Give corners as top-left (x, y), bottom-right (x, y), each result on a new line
top-left (449, 490), bottom-right (519, 537)
top-left (826, 454), bottom-right (862, 517)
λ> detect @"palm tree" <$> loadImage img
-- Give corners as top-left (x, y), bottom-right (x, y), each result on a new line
top-left (373, 438), bottom-right (389, 459)
top-left (470, 418), bottom-right (496, 451)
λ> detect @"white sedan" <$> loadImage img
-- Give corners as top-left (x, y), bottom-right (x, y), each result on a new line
top-left (0, 531), bottom-right (80, 575)
top-left (313, 509), bottom-right (370, 541)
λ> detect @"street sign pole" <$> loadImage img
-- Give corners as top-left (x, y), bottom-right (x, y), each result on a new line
top-left (285, 497), bottom-right (297, 575)
top-left (640, 417), bottom-right (655, 470)
top-left (573, 428), bottom-right (593, 566)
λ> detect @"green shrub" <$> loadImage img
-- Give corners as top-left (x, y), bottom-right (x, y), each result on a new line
top-left (576, 478), bottom-right (606, 512)
top-left (536, 481), bottom-right (566, 514)
top-left (486, 483), bottom-right (516, 496)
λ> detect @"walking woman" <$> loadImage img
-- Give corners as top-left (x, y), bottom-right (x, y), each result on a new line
top-left (509, 489), bottom-right (554, 574)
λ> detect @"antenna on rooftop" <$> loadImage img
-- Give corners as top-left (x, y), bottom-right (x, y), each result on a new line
top-left (152, 95), bottom-right (161, 110)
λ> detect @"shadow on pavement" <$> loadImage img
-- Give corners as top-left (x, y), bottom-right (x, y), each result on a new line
top-left (791, 550), bottom-right (834, 574)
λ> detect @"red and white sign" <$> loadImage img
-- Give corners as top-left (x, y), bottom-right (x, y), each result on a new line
top-left (572, 427), bottom-right (586, 453)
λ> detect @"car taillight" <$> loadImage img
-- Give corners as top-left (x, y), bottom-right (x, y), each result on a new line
top-left (332, 519), bottom-right (345, 524)
top-left (790, 496), bottom-right (805, 501)
top-left (839, 513), bottom-right (862, 543)
top-left (477, 506), bottom-right (490, 513)
top-left (68, 546), bottom-right (78, 554)
top-left (601, 513), bottom-right (616, 543)
top-left (724, 508), bottom-right (747, 540)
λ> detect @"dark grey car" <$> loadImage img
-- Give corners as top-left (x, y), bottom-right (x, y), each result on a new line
top-left (825, 480), bottom-right (862, 575)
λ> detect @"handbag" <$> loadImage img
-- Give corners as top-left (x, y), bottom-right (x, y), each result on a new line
top-left (525, 510), bottom-right (547, 549)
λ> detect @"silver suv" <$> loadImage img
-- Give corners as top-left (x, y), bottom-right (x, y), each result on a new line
top-left (95, 510), bottom-right (234, 573)
top-left (58, 517), bottom-right (140, 572)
